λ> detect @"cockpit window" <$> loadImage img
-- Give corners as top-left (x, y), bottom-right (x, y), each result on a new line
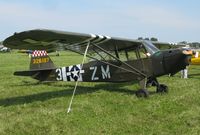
top-left (118, 46), bottom-right (148, 61)
top-left (88, 40), bottom-right (159, 62)
top-left (138, 46), bottom-right (149, 59)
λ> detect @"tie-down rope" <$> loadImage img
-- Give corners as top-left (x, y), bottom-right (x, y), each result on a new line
top-left (67, 42), bottom-right (90, 113)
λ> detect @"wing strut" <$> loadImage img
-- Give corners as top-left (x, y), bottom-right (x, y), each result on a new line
top-left (65, 46), bottom-right (146, 76)
top-left (67, 48), bottom-right (146, 74)
top-left (67, 42), bottom-right (90, 113)
top-left (91, 43), bottom-right (147, 78)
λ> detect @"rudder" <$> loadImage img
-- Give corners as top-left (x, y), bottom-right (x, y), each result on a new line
top-left (30, 50), bottom-right (55, 70)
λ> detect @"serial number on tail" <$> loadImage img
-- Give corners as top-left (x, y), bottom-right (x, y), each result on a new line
top-left (32, 58), bottom-right (49, 64)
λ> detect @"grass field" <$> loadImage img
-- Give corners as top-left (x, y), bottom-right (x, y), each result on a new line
top-left (1, 51), bottom-right (200, 135)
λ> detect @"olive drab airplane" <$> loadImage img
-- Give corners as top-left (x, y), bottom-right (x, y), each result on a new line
top-left (3, 29), bottom-right (193, 97)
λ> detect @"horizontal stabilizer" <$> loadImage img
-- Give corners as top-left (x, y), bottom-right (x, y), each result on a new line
top-left (14, 69), bottom-right (55, 81)
top-left (14, 70), bottom-right (39, 76)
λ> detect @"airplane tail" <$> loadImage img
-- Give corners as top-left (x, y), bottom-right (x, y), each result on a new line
top-left (30, 50), bottom-right (55, 70)
top-left (14, 50), bottom-right (56, 81)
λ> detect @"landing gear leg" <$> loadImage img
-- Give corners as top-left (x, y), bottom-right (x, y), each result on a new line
top-left (136, 78), bottom-right (149, 97)
top-left (153, 78), bottom-right (168, 93)
top-left (146, 77), bottom-right (158, 87)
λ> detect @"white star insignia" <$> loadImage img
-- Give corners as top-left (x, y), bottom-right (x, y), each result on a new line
top-left (71, 69), bottom-right (79, 78)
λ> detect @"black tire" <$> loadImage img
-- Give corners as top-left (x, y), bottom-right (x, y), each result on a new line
top-left (156, 84), bottom-right (168, 93)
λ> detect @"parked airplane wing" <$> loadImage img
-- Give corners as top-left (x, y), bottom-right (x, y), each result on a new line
top-left (4, 29), bottom-right (175, 54)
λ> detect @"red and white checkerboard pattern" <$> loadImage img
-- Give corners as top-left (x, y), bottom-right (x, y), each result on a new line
top-left (32, 50), bottom-right (48, 57)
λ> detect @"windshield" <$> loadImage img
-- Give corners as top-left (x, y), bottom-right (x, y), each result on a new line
top-left (142, 40), bottom-right (160, 55)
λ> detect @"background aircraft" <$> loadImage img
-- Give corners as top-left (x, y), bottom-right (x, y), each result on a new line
top-left (0, 44), bottom-right (10, 52)
top-left (190, 51), bottom-right (200, 65)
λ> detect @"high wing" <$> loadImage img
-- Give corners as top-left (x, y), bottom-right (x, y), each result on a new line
top-left (3, 29), bottom-right (174, 54)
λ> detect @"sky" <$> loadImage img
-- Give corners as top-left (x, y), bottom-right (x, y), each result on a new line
top-left (0, 0), bottom-right (200, 43)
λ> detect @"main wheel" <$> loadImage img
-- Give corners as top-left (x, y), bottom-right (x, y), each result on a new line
top-left (156, 84), bottom-right (168, 93)
top-left (136, 89), bottom-right (149, 98)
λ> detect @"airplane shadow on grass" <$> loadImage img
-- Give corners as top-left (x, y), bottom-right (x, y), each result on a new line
top-left (0, 82), bottom-right (156, 107)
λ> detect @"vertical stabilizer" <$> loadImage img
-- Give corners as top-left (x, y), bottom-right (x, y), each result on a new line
top-left (30, 50), bottom-right (55, 70)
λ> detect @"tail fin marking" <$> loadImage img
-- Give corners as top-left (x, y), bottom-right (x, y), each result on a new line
top-left (30, 50), bottom-right (55, 70)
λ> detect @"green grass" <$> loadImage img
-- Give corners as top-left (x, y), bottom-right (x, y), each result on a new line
top-left (1, 51), bottom-right (200, 135)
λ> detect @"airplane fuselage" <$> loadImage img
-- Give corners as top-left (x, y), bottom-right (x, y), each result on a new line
top-left (26, 48), bottom-right (190, 83)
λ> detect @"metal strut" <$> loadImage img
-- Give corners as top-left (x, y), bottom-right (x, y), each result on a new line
top-left (67, 42), bottom-right (90, 113)
top-left (65, 47), bottom-right (144, 76)
top-left (91, 43), bottom-right (147, 78)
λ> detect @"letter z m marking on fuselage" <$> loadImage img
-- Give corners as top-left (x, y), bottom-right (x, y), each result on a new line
top-left (90, 65), bottom-right (111, 81)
